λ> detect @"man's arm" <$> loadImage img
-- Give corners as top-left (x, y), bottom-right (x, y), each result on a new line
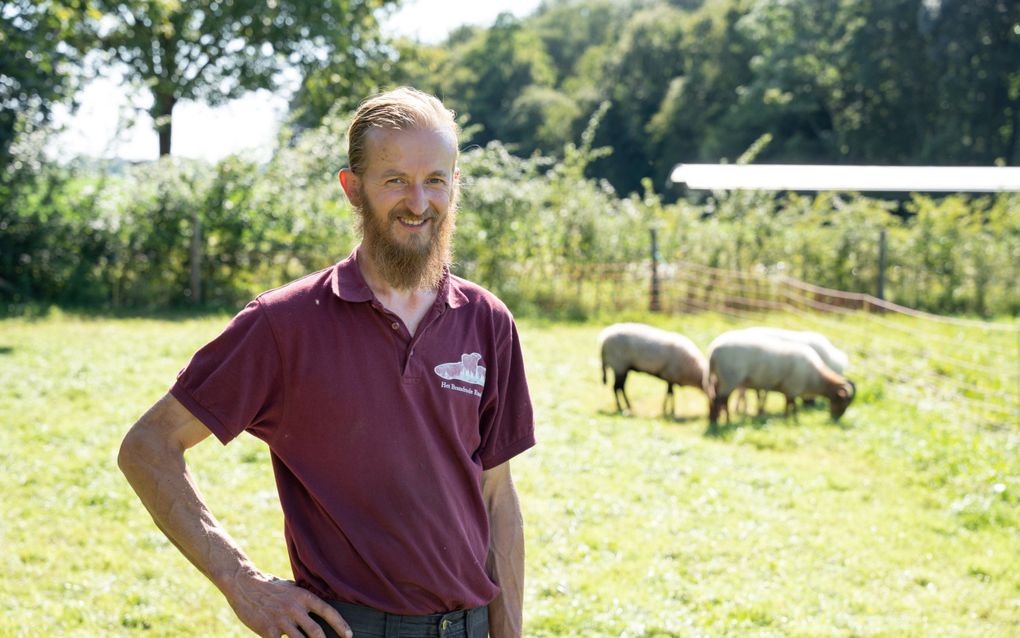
top-left (118, 392), bottom-right (351, 638)
top-left (481, 462), bottom-right (525, 638)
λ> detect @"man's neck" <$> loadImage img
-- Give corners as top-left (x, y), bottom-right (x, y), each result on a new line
top-left (357, 246), bottom-right (440, 336)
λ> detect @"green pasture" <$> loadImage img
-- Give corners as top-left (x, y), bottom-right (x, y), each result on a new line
top-left (1, 311), bottom-right (1018, 637)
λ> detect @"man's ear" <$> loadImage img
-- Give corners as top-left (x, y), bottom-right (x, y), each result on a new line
top-left (338, 168), bottom-right (362, 206)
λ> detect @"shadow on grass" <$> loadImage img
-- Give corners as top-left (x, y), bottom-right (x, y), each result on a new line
top-left (661, 413), bottom-right (705, 425)
top-left (703, 410), bottom-right (786, 438)
top-left (706, 408), bottom-right (855, 438)
top-left (595, 408), bottom-right (707, 426)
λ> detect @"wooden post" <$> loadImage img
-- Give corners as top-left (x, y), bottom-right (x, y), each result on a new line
top-left (190, 210), bottom-right (202, 304)
top-left (877, 228), bottom-right (887, 302)
top-left (649, 228), bottom-right (661, 312)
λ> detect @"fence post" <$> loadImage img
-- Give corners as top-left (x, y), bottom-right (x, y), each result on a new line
top-left (190, 210), bottom-right (202, 304)
top-left (649, 227), bottom-right (661, 312)
top-left (877, 228), bottom-right (887, 302)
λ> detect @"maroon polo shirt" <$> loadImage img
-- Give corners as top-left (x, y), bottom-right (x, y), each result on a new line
top-left (169, 247), bottom-right (535, 614)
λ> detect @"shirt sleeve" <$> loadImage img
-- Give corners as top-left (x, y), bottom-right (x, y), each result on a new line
top-left (477, 317), bottom-right (536, 469)
top-left (169, 299), bottom-right (285, 445)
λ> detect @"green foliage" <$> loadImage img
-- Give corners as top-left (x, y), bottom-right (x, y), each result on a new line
top-left (424, 12), bottom-right (558, 151)
top-left (0, 0), bottom-right (95, 166)
top-left (454, 105), bottom-right (647, 316)
top-left (0, 125), bottom-right (106, 307)
top-left (655, 188), bottom-right (1020, 317)
top-left (1, 111), bottom-right (358, 311)
top-left (592, 3), bottom-right (691, 193)
top-left (501, 86), bottom-right (583, 156)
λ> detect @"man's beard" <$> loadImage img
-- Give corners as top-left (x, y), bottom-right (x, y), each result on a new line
top-left (356, 189), bottom-right (457, 291)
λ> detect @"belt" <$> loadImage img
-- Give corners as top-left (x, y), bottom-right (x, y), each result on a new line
top-left (317, 600), bottom-right (488, 638)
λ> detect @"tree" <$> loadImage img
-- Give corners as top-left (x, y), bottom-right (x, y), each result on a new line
top-left (94, 0), bottom-right (397, 156)
top-left (1, 0), bottom-right (94, 166)
top-left (924, 0), bottom-right (1020, 164)
top-left (531, 0), bottom-right (631, 84)
top-left (502, 85), bottom-right (582, 155)
top-left (286, 37), bottom-right (405, 133)
top-left (435, 12), bottom-right (556, 148)
top-left (592, 4), bottom-right (690, 194)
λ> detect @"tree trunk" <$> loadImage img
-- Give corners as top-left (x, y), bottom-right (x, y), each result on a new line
top-left (1010, 100), bottom-right (1020, 165)
top-left (153, 91), bottom-right (177, 156)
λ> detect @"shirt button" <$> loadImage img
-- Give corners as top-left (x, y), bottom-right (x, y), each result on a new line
top-left (391, 322), bottom-right (399, 330)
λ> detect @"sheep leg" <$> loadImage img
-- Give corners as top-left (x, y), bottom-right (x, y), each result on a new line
top-left (784, 395), bottom-right (798, 422)
top-left (663, 383), bottom-right (675, 418)
top-left (756, 389), bottom-right (767, 415)
top-left (709, 392), bottom-right (730, 427)
top-left (613, 370), bottom-right (631, 414)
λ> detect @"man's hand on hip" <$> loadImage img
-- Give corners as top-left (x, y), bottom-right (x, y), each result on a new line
top-left (224, 571), bottom-right (351, 638)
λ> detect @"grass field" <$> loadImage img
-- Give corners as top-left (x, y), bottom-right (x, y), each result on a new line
top-left (1, 310), bottom-right (1018, 637)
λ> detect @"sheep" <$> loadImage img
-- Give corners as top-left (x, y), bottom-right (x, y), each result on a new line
top-left (598, 322), bottom-right (708, 418)
top-left (732, 326), bottom-right (849, 415)
top-left (706, 329), bottom-right (856, 428)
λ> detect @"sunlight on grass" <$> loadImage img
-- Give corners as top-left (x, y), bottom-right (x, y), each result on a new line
top-left (1, 313), bottom-right (1018, 636)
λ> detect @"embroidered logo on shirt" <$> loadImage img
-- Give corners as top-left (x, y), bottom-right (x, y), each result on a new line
top-left (434, 352), bottom-right (486, 390)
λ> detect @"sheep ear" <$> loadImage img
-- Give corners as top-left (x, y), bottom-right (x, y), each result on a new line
top-left (845, 380), bottom-right (856, 400)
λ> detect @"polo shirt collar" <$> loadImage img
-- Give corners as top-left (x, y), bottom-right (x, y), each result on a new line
top-left (330, 244), bottom-right (469, 309)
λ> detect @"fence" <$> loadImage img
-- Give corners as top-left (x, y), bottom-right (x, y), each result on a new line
top-left (514, 258), bottom-right (1019, 429)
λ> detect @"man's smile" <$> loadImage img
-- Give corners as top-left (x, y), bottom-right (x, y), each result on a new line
top-left (397, 216), bottom-right (429, 228)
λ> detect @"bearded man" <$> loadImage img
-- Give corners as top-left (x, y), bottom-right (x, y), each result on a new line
top-left (118, 87), bottom-right (535, 638)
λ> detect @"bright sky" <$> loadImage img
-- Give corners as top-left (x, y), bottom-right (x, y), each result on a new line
top-left (51, 0), bottom-right (541, 163)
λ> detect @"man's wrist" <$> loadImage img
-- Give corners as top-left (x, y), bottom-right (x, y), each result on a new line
top-left (212, 559), bottom-right (265, 599)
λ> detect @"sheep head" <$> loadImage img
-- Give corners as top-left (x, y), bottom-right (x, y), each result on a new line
top-left (829, 379), bottom-right (856, 421)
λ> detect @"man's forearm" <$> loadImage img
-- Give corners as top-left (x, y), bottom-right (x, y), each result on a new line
top-left (487, 519), bottom-right (524, 638)
top-left (118, 430), bottom-right (258, 594)
top-left (482, 464), bottom-right (525, 638)
top-left (120, 394), bottom-right (352, 638)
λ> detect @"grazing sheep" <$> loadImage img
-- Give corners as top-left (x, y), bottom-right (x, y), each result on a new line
top-left (598, 323), bottom-right (708, 417)
top-left (733, 326), bottom-right (849, 415)
top-left (706, 329), bottom-right (856, 427)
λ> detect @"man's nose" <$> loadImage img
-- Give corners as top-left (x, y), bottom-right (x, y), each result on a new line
top-left (405, 183), bottom-right (428, 215)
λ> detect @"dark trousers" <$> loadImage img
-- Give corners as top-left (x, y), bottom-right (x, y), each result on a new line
top-left (312, 600), bottom-right (488, 638)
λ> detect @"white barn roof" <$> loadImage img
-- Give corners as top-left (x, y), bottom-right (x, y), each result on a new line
top-left (670, 164), bottom-right (1020, 192)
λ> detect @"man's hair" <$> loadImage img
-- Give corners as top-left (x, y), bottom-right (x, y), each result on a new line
top-left (346, 86), bottom-right (459, 175)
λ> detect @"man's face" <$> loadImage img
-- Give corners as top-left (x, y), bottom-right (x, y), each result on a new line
top-left (347, 127), bottom-right (459, 290)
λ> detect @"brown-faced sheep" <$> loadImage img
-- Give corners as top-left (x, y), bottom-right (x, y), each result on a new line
top-left (598, 323), bottom-right (708, 418)
top-left (707, 329), bottom-right (856, 428)
top-left (734, 326), bottom-right (850, 414)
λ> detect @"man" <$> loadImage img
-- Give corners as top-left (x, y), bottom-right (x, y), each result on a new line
top-left (118, 86), bottom-right (535, 638)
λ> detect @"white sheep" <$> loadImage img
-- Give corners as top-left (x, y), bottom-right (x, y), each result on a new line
top-left (598, 322), bottom-right (708, 417)
top-left (706, 329), bottom-right (856, 427)
top-left (733, 326), bottom-right (849, 415)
